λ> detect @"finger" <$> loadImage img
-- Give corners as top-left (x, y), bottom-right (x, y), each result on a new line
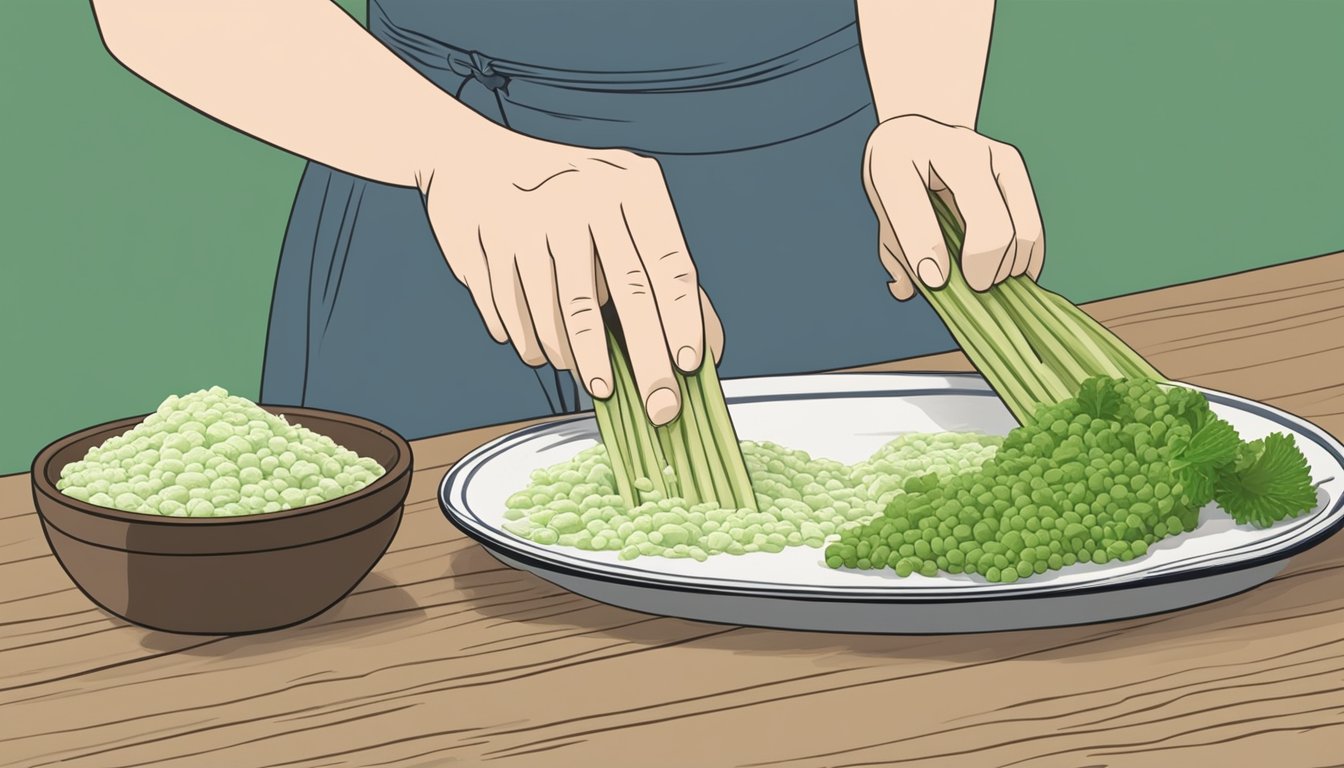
top-left (1027, 230), bottom-right (1046, 281)
top-left (991, 143), bottom-right (1046, 280)
top-left (875, 199), bottom-right (919, 301)
top-left (929, 152), bottom-right (1015, 292)
top-left (881, 241), bottom-right (917, 300)
top-left (481, 232), bottom-right (546, 367)
top-left (620, 163), bottom-right (703, 372)
top-left (434, 222), bottom-right (508, 343)
top-left (871, 195), bottom-right (918, 301)
top-left (516, 250), bottom-right (574, 372)
top-left (593, 218), bottom-right (680, 425)
top-left (700, 287), bottom-right (725, 365)
top-left (866, 153), bottom-right (949, 290)
top-left (993, 239), bottom-right (1018, 285)
top-left (550, 231), bottom-right (614, 399)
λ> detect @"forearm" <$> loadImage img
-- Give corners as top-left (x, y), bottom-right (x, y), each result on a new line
top-left (857, 0), bottom-right (995, 127)
top-left (90, 0), bottom-right (505, 188)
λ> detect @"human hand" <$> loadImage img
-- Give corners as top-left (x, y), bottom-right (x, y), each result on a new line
top-left (422, 128), bottom-right (722, 425)
top-left (862, 115), bottom-right (1045, 299)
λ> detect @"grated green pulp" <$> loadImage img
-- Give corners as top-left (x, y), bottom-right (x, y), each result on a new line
top-left (501, 433), bottom-right (1002, 561)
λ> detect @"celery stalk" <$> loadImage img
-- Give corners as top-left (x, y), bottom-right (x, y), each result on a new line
top-left (592, 393), bottom-right (635, 504)
top-left (695, 357), bottom-right (757, 509)
top-left (920, 189), bottom-right (1166, 422)
top-left (594, 312), bottom-right (755, 511)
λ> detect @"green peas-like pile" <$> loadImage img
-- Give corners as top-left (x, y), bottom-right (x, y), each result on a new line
top-left (825, 379), bottom-right (1214, 580)
top-left (56, 387), bottom-right (385, 517)
top-left (501, 433), bottom-right (1002, 560)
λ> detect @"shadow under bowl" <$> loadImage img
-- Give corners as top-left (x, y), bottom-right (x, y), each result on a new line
top-left (30, 406), bottom-right (413, 635)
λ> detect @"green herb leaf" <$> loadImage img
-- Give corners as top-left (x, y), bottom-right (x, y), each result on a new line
top-left (1164, 386), bottom-right (1210, 429)
top-left (1214, 433), bottom-right (1318, 528)
top-left (1076, 376), bottom-right (1121, 421)
top-left (1180, 416), bottom-right (1241, 468)
top-left (1178, 465), bottom-right (1216, 510)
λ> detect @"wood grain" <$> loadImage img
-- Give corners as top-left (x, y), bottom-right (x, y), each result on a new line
top-left (3, 252), bottom-right (1343, 768)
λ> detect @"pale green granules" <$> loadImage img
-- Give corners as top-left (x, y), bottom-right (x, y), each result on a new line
top-left (849, 433), bottom-right (1005, 510)
top-left (56, 387), bottom-right (385, 517)
top-left (502, 432), bottom-right (1002, 560)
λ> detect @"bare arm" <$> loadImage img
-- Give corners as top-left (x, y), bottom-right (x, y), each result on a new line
top-left (90, 0), bottom-right (503, 188)
top-left (856, 0), bottom-right (1044, 295)
top-left (856, 0), bottom-right (995, 127)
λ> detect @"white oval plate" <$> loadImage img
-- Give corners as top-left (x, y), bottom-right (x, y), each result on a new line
top-left (440, 373), bottom-right (1344, 633)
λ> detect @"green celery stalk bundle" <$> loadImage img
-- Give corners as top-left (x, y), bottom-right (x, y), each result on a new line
top-left (918, 191), bottom-right (1163, 424)
top-left (913, 192), bottom-right (1319, 532)
top-left (592, 310), bottom-right (756, 512)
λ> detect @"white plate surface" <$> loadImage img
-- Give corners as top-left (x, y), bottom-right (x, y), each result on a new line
top-left (440, 373), bottom-right (1344, 633)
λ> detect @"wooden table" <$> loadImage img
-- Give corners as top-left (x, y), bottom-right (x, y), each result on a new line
top-left (5, 253), bottom-right (1344, 768)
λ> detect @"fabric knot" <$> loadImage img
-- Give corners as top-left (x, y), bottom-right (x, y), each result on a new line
top-left (448, 50), bottom-right (510, 93)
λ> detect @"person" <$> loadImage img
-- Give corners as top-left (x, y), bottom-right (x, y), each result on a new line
top-left (90, 0), bottom-right (1045, 439)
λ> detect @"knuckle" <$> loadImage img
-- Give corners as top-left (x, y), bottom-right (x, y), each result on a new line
top-left (634, 154), bottom-right (663, 174)
top-left (564, 293), bottom-right (600, 315)
top-left (593, 148), bottom-right (630, 165)
top-left (994, 142), bottom-right (1028, 172)
top-left (660, 258), bottom-right (696, 284)
top-left (599, 150), bottom-right (664, 179)
top-left (619, 267), bottom-right (651, 295)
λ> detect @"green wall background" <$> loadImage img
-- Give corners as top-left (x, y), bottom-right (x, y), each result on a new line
top-left (3, 0), bottom-right (1341, 475)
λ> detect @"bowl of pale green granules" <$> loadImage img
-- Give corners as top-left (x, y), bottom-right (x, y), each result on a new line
top-left (31, 387), bottom-right (412, 635)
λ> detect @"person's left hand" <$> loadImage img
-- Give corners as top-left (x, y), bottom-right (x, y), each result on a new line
top-left (862, 114), bottom-right (1045, 299)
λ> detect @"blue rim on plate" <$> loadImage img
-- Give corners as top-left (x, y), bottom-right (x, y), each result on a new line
top-left (439, 373), bottom-right (1344, 605)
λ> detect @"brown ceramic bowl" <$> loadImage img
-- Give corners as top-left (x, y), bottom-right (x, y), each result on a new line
top-left (31, 406), bottom-right (413, 635)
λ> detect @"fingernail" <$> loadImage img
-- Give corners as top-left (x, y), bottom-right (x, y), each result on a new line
top-left (917, 258), bottom-right (945, 287)
top-left (589, 377), bottom-right (611, 399)
top-left (646, 387), bottom-right (679, 425)
top-left (676, 346), bottom-right (700, 371)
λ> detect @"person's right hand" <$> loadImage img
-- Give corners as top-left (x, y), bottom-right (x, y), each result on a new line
top-left (421, 127), bottom-right (722, 425)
